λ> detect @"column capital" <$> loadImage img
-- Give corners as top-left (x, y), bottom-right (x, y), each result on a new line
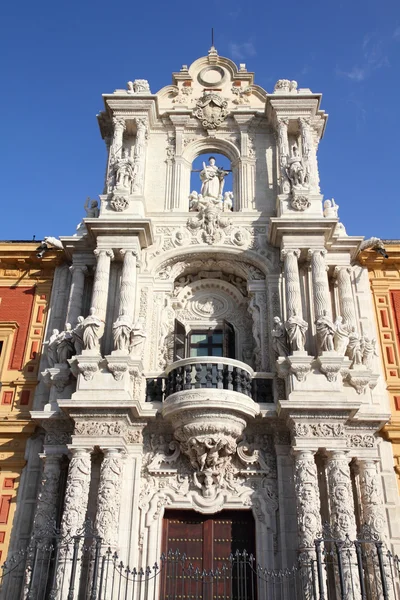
top-left (307, 247), bottom-right (327, 260)
top-left (333, 265), bottom-right (352, 278)
top-left (276, 116), bottom-right (289, 127)
top-left (101, 447), bottom-right (126, 456)
top-left (69, 264), bottom-right (88, 275)
top-left (291, 448), bottom-right (317, 459)
top-left (281, 248), bottom-right (300, 261)
top-left (120, 248), bottom-right (139, 259)
top-left (94, 248), bottom-right (114, 260)
top-left (113, 116), bottom-right (126, 131)
top-left (298, 116), bottom-right (311, 127)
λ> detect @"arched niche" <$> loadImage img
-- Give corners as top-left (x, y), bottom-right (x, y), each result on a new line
top-left (172, 138), bottom-right (241, 212)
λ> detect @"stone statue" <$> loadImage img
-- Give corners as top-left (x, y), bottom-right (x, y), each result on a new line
top-left (46, 329), bottom-right (60, 367)
top-left (84, 197), bottom-right (99, 218)
top-left (315, 310), bottom-right (335, 352)
top-left (72, 316), bottom-right (85, 355)
top-left (287, 146), bottom-right (306, 187)
top-left (223, 191), bottom-right (233, 211)
top-left (83, 308), bottom-right (103, 352)
top-left (200, 157), bottom-right (228, 200)
top-left (129, 318), bottom-right (147, 354)
top-left (323, 198), bottom-right (339, 219)
top-left (56, 324), bottom-right (75, 364)
top-left (333, 316), bottom-right (350, 356)
top-left (285, 310), bottom-right (308, 352)
top-left (346, 327), bottom-right (363, 367)
top-left (271, 316), bottom-right (289, 357)
top-left (361, 337), bottom-right (378, 369)
top-left (112, 313), bottom-right (132, 352)
top-left (115, 148), bottom-right (135, 190)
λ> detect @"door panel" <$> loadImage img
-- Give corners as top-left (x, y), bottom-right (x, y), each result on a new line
top-left (161, 510), bottom-right (256, 600)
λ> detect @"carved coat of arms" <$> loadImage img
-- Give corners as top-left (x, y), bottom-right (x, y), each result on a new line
top-left (193, 93), bottom-right (229, 129)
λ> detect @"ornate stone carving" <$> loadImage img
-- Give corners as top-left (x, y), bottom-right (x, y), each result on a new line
top-left (83, 308), bottom-right (104, 353)
top-left (315, 310), bottom-right (335, 353)
top-left (291, 193), bottom-right (311, 211)
top-left (334, 316), bottom-right (350, 355)
top-left (231, 85), bottom-right (252, 104)
top-left (187, 194), bottom-right (232, 244)
top-left (193, 92), bottom-right (229, 129)
top-left (281, 249), bottom-right (302, 315)
top-left (32, 454), bottom-right (63, 534)
top-left (292, 422), bottom-right (346, 438)
top-left (74, 421), bottom-right (126, 437)
top-left (41, 365), bottom-right (71, 392)
top-left (293, 450), bottom-right (323, 594)
top-left (326, 451), bottom-right (361, 598)
top-left (274, 79), bottom-right (298, 93)
top-left (127, 79), bottom-right (151, 94)
top-left (112, 313), bottom-right (132, 352)
top-left (95, 449), bottom-right (124, 547)
top-left (110, 194), bottom-right (130, 212)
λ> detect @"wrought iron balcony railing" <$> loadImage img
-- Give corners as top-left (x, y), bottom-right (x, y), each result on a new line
top-left (146, 357), bottom-right (273, 403)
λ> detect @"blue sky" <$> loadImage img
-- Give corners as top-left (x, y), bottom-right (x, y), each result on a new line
top-left (1, 0), bottom-right (399, 241)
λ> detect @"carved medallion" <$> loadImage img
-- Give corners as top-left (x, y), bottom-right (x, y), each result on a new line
top-left (193, 93), bottom-right (229, 129)
top-left (291, 193), bottom-right (311, 211)
top-left (110, 195), bottom-right (130, 212)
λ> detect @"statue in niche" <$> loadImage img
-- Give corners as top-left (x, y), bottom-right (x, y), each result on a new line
top-left (271, 316), bottom-right (289, 357)
top-left (333, 316), bottom-right (350, 356)
top-left (315, 310), bottom-right (335, 353)
top-left (114, 148), bottom-right (135, 190)
top-left (285, 309), bottom-right (308, 352)
top-left (83, 308), bottom-right (103, 352)
top-left (112, 312), bottom-right (132, 352)
top-left (200, 157), bottom-right (228, 201)
top-left (72, 316), bottom-right (85, 355)
top-left (56, 323), bottom-right (75, 363)
top-left (346, 327), bottom-right (363, 367)
top-left (287, 146), bottom-right (307, 188)
top-left (129, 318), bottom-right (147, 355)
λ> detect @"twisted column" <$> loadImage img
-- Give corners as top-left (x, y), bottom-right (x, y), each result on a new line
top-left (299, 117), bottom-right (319, 192)
top-left (65, 265), bottom-right (88, 328)
top-left (119, 250), bottom-right (137, 322)
top-left (310, 249), bottom-right (331, 319)
top-left (276, 117), bottom-right (290, 194)
top-left (293, 450), bottom-right (325, 598)
top-left (326, 451), bottom-right (361, 599)
top-left (282, 249), bottom-right (302, 315)
top-left (334, 267), bottom-right (356, 329)
top-left (95, 448), bottom-right (125, 548)
top-left (91, 249), bottom-right (114, 321)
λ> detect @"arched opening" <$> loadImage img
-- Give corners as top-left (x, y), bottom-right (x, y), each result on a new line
top-left (190, 152), bottom-right (233, 208)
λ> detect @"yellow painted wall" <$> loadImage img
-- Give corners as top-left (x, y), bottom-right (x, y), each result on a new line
top-left (0, 242), bottom-right (62, 561)
top-left (359, 243), bottom-right (400, 490)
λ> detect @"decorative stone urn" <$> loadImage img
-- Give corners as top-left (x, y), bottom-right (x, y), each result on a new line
top-left (162, 388), bottom-right (260, 471)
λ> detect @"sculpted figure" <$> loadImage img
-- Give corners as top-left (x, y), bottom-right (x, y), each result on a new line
top-left (129, 318), bottom-right (147, 354)
top-left (83, 308), bottom-right (103, 352)
top-left (346, 326), bottom-right (363, 367)
top-left (361, 336), bottom-right (377, 369)
top-left (115, 148), bottom-right (135, 190)
top-left (315, 310), bottom-right (335, 352)
top-left (323, 198), bottom-right (339, 219)
top-left (72, 316), bottom-right (85, 355)
top-left (271, 316), bottom-right (289, 357)
top-left (287, 146), bottom-right (306, 187)
top-left (84, 197), bottom-right (99, 218)
top-left (285, 309), bottom-right (308, 352)
top-left (56, 323), bottom-right (75, 363)
top-left (333, 316), bottom-right (350, 356)
top-left (112, 312), bottom-right (132, 352)
top-left (200, 157), bottom-right (228, 200)
top-left (46, 329), bottom-right (60, 367)
top-left (223, 191), bottom-right (233, 211)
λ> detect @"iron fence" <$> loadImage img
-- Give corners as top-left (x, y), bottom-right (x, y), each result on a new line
top-left (1, 527), bottom-right (400, 599)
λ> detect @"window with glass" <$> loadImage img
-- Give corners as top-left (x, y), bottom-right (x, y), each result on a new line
top-left (173, 320), bottom-right (235, 361)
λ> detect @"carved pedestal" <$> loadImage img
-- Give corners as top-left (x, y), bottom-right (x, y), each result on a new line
top-left (276, 352), bottom-right (313, 389)
top-left (316, 351), bottom-right (347, 383)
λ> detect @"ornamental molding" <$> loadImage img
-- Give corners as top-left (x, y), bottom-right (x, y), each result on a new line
top-left (73, 419), bottom-right (145, 444)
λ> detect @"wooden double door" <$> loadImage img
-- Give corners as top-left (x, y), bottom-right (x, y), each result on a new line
top-left (161, 510), bottom-right (256, 599)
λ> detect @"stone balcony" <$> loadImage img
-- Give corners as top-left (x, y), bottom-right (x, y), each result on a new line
top-left (158, 357), bottom-right (264, 454)
top-left (146, 357), bottom-right (274, 404)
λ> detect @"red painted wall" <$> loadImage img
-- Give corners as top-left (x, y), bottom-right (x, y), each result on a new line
top-left (0, 287), bottom-right (35, 370)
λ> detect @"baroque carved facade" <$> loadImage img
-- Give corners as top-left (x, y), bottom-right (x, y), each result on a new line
top-left (4, 48), bottom-right (400, 599)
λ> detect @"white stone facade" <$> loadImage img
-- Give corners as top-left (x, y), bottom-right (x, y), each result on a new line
top-left (6, 48), bottom-right (400, 599)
